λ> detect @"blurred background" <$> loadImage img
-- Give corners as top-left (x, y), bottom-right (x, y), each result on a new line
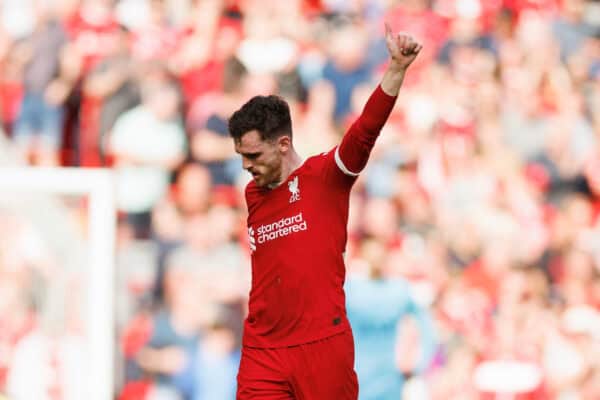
top-left (0, 0), bottom-right (599, 399)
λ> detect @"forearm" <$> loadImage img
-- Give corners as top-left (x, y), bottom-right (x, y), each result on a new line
top-left (84, 68), bottom-right (127, 97)
top-left (334, 25), bottom-right (420, 176)
top-left (335, 74), bottom-right (398, 175)
top-left (380, 62), bottom-right (407, 97)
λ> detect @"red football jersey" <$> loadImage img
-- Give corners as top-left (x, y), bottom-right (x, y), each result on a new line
top-left (243, 85), bottom-right (396, 348)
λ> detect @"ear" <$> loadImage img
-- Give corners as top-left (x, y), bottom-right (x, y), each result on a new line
top-left (277, 135), bottom-right (292, 153)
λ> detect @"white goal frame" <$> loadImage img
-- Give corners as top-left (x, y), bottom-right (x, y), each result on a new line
top-left (0, 167), bottom-right (115, 400)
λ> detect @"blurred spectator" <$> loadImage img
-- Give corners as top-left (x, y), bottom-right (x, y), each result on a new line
top-left (437, 14), bottom-right (497, 67)
top-left (129, 0), bottom-right (179, 63)
top-left (172, 0), bottom-right (235, 107)
top-left (192, 308), bottom-right (240, 400)
top-left (0, 0), bottom-right (599, 398)
top-left (172, 163), bottom-right (213, 217)
top-left (384, 0), bottom-right (449, 78)
top-left (149, 195), bottom-right (186, 304)
top-left (125, 260), bottom-right (205, 400)
top-left (165, 208), bottom-right (247, 305)
top-left (346, 238), bottom-right (436, 399)
top-left (108, 81), bottom-right (187, 238)
top-left (188, 56), bottom-right (248, 186)
top-left (11, 2), bottom-right (68, 166)
top-left (0, 28), bottom-right (24, 137)
top-left (63, 0), bottom-right (122, 166)
top-left (552, 0), bottom-right (597, 61)
top-left (63, 0), bottom-right (121, 71)
top-left (322, 19), bottom-right (374, 122)
top-left (294, 79), bottom-right (340, 158)
top-left (84, 24), bottom-right (140, 164)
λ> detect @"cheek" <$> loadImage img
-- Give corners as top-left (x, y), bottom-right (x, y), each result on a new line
top-left (258, 153), bottom-right (279, 171)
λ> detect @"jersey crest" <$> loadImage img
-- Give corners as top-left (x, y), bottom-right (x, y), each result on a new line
top-left (288, 176), bottom-right (300, 203)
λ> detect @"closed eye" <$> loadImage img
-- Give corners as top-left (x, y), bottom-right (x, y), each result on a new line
top-left (243, 152), bottom-right (261, 160)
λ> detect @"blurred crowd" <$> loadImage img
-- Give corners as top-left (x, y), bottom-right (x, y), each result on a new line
top-left (0, 0), bottom-right (600, 399)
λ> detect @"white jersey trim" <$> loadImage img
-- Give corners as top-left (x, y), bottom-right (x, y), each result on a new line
top-left (334, 146), bottom-right (360, 177)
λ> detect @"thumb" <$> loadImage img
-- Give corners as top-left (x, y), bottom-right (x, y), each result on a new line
top-left (384, 22), bottom-right (392, 40)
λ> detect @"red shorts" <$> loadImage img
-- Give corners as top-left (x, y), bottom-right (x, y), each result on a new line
top-left (236, 329), bottom-right (358, 399)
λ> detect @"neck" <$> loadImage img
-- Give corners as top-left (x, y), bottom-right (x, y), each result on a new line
top-left (268, 150), bottom-right (303, 189)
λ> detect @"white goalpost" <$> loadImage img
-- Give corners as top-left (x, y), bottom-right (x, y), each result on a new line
top-left (0, 167), bottom-right (116, 400)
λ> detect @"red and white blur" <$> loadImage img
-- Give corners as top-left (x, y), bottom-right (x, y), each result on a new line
top-left (0, 0), bottom-right (599, 399)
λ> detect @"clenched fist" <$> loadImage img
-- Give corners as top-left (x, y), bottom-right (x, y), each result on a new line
top-left (385, 23), bottom-right (422, 69)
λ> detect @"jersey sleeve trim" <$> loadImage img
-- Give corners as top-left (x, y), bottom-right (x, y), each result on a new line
top-left (334, 146), bottom-right (360, 177)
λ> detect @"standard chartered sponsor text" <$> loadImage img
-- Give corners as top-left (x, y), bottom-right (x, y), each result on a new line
top-left (256, 212), bottom-right (308, 243)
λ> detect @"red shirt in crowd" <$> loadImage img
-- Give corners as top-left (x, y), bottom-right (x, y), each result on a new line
top-left (383, 5), bottom-right (449, 83)
top-left (64, 7), bottom-right (121, 167)
top-left (64, 9), bottom-right (121, 73)
top-left (242, 85), bottom-right (396, 348)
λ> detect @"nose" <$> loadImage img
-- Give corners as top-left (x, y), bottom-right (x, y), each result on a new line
top-left (242, 157), bottom-right (253, 171)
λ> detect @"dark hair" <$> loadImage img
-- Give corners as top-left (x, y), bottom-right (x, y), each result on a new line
top-left (228, 95), bottom-right (292, 142)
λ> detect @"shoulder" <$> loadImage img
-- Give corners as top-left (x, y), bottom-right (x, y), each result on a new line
top-left (114, 106), bottom-right (145, 128)
top-left (111, 108), bottom-right (145, 142)
top-left (299, 150), bottom-right (333, 174)
top-left (163, 119), bottom-right (186, 139)
top-left (302, 147), bottom-right (357, 189)
top-left (205, 114), bottom-right (229, 135)
top-left (244, 179), bottom-right (257, 196)
top-left (244, 180), bottom-right (261, 205)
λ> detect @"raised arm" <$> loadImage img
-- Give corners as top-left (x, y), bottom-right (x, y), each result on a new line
top-left (334, 25), bottom-right (422, 177)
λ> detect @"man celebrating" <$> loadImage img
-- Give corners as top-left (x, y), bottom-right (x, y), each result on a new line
top-left (229, 24), bottom-right (422, 399)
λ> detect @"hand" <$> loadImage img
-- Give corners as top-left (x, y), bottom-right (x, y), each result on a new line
top-left (44, 80), bottom-right (70, 106)
top-left (158, 346), bottom-right (187, 373)
top-left (137, 346), bottom-right (187, 374)
top-left (384, 23), bottom-right (422, 70)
